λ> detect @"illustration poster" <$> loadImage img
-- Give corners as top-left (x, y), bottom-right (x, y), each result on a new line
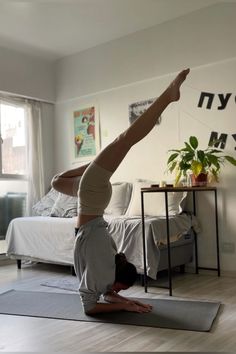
top-left (73, 106), bottom-right (99, 160)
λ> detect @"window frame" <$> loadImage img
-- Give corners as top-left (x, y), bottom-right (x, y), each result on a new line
top-left (0, 100), bottom-right (28, 181)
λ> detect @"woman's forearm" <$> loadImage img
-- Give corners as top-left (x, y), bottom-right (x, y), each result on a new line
top-left (104, 292), bottom-right (153, 312)
top-left (104, 291), bottom-right (130, 304)
top-left (86, 302), bottom-right (128, 315)
top-left (86, 299), bottom-right (151, 315)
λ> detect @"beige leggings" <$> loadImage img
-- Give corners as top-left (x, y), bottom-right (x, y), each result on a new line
top-left (78, 162), bottom-right (113, 215)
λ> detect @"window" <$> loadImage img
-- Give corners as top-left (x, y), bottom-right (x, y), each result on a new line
top-left (0, 101), bottom-right (28, 243)
top-left (0, 102), bottom-right (27, 179)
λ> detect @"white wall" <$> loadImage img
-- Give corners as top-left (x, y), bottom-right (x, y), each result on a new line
top-left (0, 46), bottom-right (55, 102)
top-left (0, 46), bottom-right (55, 191)
top-left (54, 2), bottom-right (236, 272)
top-left (56, 2), bottom-right (236, 101)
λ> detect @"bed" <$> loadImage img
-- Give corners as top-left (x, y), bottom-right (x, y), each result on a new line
top-left (6, 181), bottom-right (200, 279)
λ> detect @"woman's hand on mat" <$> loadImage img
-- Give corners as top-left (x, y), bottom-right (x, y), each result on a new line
top-left (124, 301), bottom-right (152, 313)
top-left (131, 300), bottom-right (152, 311)
top-left (104, 292), bottom-right (152, 312)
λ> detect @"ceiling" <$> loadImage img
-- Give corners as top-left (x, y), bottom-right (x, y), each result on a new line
top-left (0, 0), bottom-right (233, 61)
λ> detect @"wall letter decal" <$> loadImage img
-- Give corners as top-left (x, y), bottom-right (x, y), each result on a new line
top-left (209, 131), bottom-right (228, 149)
top-left (232, 134), bottom-right (236, 150)
top-left (198, 92), bottom-right (214, 109)
top-left (218, 93), bottom-right (232, 110)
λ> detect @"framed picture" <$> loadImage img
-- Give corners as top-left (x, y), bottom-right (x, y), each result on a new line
top-left (72, 105), bottom-right (100, 163)
top-left (129, 97), bottom-right (162, 125)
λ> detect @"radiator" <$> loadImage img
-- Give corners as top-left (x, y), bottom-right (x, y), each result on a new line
top-left (0, 193), bottom-right (26, 238)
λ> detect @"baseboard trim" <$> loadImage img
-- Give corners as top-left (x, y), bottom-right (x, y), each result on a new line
top-left (185, 265), bottom-right (236, 278)
top-left (0, 255), bottom-right (14, 265)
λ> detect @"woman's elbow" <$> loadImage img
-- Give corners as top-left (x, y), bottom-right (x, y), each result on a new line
top-left (51, 174), bottom-right (77, 196)
top-left (84, 308), bottom-right (95, 316)
top-left (84, 304), bottom-right (97, 316)
top-left (51, 175), bottom-right (60, 191)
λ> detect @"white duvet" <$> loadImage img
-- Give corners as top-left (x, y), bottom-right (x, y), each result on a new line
top-left (6, 213), bottom-right (199, 279)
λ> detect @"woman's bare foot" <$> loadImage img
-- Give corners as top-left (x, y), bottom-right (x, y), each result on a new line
top-left (167, 68), bottom-right (190, 102)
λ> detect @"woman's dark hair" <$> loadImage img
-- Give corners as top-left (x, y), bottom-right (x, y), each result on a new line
top-left (115, 252), bottom-right (137, 287)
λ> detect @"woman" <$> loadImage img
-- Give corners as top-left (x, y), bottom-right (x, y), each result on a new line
top-left (52, 68), bottom-right (190, 315)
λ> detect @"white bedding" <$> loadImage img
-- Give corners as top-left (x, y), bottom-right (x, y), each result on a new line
top-left (6, 213), bottom-right (199, 279)
top-left (106, 214), bottom-right (199, 278)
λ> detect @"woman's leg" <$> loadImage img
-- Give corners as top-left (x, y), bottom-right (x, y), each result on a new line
top-left (77, 69), bottom-right (189, 226)
top-left (51, 163), bottom-right (90, 196)
top-left (94, 69), bottom-right (189, 173)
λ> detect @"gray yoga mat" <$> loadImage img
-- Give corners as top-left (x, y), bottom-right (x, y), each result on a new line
top-left (0, 290), bottom-right (220, 332)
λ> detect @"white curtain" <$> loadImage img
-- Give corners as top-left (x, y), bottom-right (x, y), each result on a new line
top-left (26, 100), bottom-right (45, 215)
top-left (0, 94), bottom-right (46, 218)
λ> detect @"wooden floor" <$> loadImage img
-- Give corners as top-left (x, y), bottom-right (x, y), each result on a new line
top-left (0, 262), bottom-right (235, 352)
top-left (0, 240), bottom-right (6, 254)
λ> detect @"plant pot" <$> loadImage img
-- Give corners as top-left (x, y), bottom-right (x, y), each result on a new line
top-left (190, 173), bottom-right (208, 187)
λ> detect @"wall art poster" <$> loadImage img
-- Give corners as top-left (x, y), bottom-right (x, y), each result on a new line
top-left (73, 106), bottom-right (99, 161)
top-left (129, 98), bottom-right (161, 125)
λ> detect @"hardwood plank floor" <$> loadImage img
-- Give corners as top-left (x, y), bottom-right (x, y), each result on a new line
top-left (0, 262), bottom-right (235, 352)
top-left (0, 240), bottom-right (6, 254)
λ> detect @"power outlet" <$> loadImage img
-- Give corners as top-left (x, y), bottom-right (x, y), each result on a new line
top-left (221, 242), bottom-right (235, 254)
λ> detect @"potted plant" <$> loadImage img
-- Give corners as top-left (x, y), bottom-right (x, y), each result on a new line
top-left (167, 136), bottom-right (236, 186)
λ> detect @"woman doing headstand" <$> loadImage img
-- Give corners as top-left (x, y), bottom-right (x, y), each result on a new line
top-left (52, 68), bottom-right (190, 315)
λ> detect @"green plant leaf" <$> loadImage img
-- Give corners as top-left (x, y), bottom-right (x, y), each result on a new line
top-left (167, 161), bottom-right (177, 173)
top-left (174, 170), bottom-right (182, 186)
top-left (197, 150), bottom-right (205, 163)
top-left (208, 138), bottom-right (224, 148)
top-left (191, 160), bottom-right (202, 176)
top-left (207, 154), bottom-right (219, 167)
top-left (189, 136), bottom-right (198, 149)
top-left (167, 153), bottom-right (179, 165)
top-left (184, 142), bottom-right (194, 152)
top-left (207, 149), bottom-right (222, 154)
top-left (179, 160), bottom-right (191, 171)
top-left (225, 155), bottom-right (236, 166)
top-left (168, 149), bottom-right (181, 153)
top-left (211, 169), bottom-right (219, 182)
top-left (184, 152), bottom-right (195, 162)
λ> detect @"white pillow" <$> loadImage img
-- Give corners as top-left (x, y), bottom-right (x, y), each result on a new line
top-left (50, 192), bottom-right (78, 218)
top-left (105, 182), bottom-right (132, 216)
top-left (32, 188), bottom-right (59, 216)
top-left (126, 180), bottom-right (187, 217)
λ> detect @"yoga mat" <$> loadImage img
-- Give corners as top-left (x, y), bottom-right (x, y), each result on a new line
top-left (41, 277), bottom-right (79, 292)
top-left (0, 290), bottom-right (220, 332)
